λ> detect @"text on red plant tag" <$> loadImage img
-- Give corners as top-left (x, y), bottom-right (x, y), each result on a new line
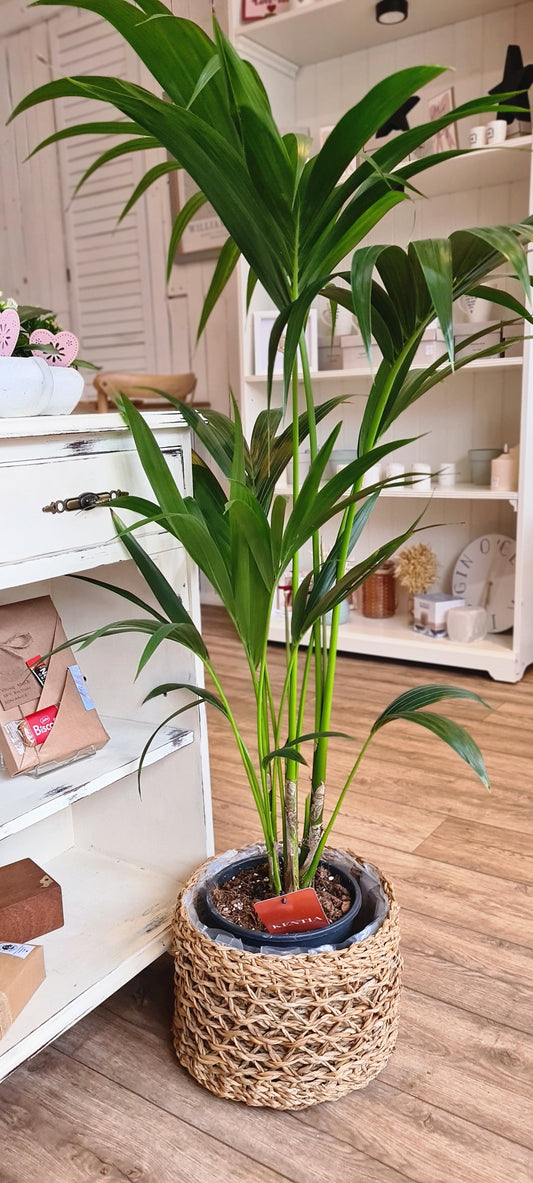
top-left (254, 888), bottom-right (328, 935)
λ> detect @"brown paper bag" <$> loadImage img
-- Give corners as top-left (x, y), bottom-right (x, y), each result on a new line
top-left (0, 596), bottom-right (109, 776)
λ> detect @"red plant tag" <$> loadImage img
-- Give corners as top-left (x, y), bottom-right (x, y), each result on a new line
top-left (254, 888), bottom-right (328, 935)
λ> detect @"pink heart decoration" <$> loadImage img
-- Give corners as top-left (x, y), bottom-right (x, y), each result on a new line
top-left (29, 329), bottom-right (79, 367)
top-left (0, 308), bottom-right (21, 357)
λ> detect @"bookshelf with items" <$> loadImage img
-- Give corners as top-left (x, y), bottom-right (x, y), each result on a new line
top-left (230, 0), bottom-right (533, 683)
top-left (0, 412), bottom-right (212, 1080)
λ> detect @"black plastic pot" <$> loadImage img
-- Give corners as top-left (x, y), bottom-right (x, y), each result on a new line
top-left (199, 853), bottom-right (363, 950)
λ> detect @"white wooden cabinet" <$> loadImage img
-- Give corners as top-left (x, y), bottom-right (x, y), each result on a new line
top-left (230, 0), bottom-right (533, 682)
top-left (0, 411), bottom-right (213, 1081)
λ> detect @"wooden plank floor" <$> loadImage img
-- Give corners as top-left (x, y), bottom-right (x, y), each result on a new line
top-left (1, 605), bottom-right (532, 1183)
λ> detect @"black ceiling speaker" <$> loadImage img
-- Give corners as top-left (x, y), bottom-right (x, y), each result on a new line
top-left (376, 0), bottom-right (408, 24)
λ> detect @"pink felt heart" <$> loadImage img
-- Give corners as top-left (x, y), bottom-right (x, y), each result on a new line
top-left (0, 308), bottom-right (21, 357)
top-left (30, 329), bottom-right (79, 367)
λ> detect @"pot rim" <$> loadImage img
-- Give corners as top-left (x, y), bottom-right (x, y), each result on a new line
top-left (202, 848), bottom-right (363, 948)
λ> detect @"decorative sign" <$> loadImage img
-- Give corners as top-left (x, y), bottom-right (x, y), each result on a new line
top-left (0, 308), bottom-right (20, 357)
top-left (242, 0), bottom-right (287, 21)
top-left (29, 329), bottom-right (79, 367)
top-left (169, 170), bottom-right (227, 261)
top-left (254, 888), bottom-right (328, 935)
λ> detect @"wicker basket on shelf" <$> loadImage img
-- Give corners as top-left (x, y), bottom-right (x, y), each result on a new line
top-left (361, 561), bottom-right (397, 618)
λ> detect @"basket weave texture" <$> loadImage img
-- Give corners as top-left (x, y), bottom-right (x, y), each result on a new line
top-left (171, 854), bottom-right (402, 1110)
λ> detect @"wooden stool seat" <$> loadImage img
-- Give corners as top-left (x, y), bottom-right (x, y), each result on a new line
top-left (93, 371), bottom-right (209, 414)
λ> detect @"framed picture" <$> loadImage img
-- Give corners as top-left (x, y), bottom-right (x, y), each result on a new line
top-left (242, 0), bottom-right (286, 21)
top-left (428, 89), bottom-right (458, 153)
top-left (253, 309), bottom-right (318, 376)
top-left (169, 170), bottom-right (226, 261)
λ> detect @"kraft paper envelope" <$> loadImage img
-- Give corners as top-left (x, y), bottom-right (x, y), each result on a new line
top-left (0, 596), bottom-right (109, 777)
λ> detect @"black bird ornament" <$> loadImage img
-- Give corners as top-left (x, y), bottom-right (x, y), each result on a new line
top-left (489, 44), bottom-right (533, 126)
top-left (376, 95), bottom-right (419, 138)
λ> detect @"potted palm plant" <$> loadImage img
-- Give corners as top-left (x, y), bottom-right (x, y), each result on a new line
top-left (13, 0), bottom-right (533, 1108)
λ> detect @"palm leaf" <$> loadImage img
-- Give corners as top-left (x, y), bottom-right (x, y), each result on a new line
top-left (120, 159), bottom-right (181, 223)
top-left (27, 119), bottom-right (151, 158)
top-left (167, 191), bottom-right (207, 279)
top-left (197, 237), bottom-right (239, 338)
top-left (410, 238), bottom-right (454, 362)
top-left (70, 573), bottom-right (167, 622)
top-left (73, 136), bottom-right (162, 195)
top-left (143, 682), bottom-right (228, 715)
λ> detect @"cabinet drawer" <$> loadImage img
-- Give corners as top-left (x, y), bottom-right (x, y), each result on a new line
top-left (0, 443), bottom-right (184, 583)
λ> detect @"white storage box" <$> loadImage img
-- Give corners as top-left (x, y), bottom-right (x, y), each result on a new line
top-left (500, 321), bottom-right (524, 358)
top-left (454, 321), bottom-right (501, 358)
top-left (413, 592), bottom-right (465, 637)
top-left (340, 335), bottom-right (379, 370)
top-left (318, 343), bottom-right (344, 370)
top-left (414, 326), bottom-right (445, 365)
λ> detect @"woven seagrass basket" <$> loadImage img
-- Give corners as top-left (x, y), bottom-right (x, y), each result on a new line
top-left (171, 853), bottom-right (402, 1110)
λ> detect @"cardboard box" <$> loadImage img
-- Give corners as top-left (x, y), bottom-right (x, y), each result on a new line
top-left (318, 343), bottom-right (344, 370)
top-left (501, 321), bottom-right (524, 358)
top-left (0, 859), bottom-right (64, 942)
top-left (0, 942), bottom-right (45, 1038)
top-left (413, 593), bottom-right (466, 637)
top-left (414, 325), bottom-right (445, 365)
top-left (0, 596), bottom-right (109, 776)
top-left (454, 321), bottom-right (501, 358)
top-left (340, 334), bottom-right (379, 370)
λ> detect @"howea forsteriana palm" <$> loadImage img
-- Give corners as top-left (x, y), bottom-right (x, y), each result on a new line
top-left (13, 0), bottom-right (533, 893)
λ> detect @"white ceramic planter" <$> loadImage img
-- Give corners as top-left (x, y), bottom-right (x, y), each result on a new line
top-left (0, 356), bottom-right (84, 417)
top-left (41, 366), bottom-right (84, 415)
top-left (0, 356), bottom-right (53, 416)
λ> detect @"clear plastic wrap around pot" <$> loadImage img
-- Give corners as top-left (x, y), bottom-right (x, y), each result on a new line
top-left (182, 844), bottom-right (390, 956)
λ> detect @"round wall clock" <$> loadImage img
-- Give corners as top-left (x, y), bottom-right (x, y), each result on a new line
top-left (451, 534), bottom-right (515, 633)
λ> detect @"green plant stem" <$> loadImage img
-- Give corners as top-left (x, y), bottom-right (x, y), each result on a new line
top-left (298, 331), bottom-right (323, 736)
top-left (307, 331), bottom-right (425, 847)
top-left (265, 666), bottom-right (281, 839)
top-left (301, 733), bottom-right (374, 887)
top-left (207, 662), bottom-right (282, 894)
top-left (284, 353), bottom-right (301, 893)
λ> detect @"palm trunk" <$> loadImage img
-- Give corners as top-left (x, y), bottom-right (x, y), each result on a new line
top-left (299, 780), bottom-right (325, 878)
top-left (283, 778), bottom-right (299, 893)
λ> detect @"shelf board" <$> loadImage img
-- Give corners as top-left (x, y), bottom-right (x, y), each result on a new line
top-left (0, 846), bottom-right (178, 1079)
top-left (408, 137), bottom-right (532, 198)
top-left (274, 481), bottom-right (518, 505)
top-left (0, 717), bottom-right (193, 840)
top-left (236, 0), bottom-right (520, 67)
top-left (246, 355), bottom-right (523, 384)
top-left (375, 483), bottom-right (518, 503)
top-left (268, 610), bottom-right (515, 678)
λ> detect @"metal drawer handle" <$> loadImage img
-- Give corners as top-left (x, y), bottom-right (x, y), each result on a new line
top-left (42, 489), bottom-right (129, 514)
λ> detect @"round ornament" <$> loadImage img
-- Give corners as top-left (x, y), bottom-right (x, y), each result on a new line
top-left (451, 534), bottom-right (515, 633)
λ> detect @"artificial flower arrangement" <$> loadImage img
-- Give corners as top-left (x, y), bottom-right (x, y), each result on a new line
top-left (0, 293), bottom-right (95, 416)
top-left (0, 293), bottom-right (91, 368)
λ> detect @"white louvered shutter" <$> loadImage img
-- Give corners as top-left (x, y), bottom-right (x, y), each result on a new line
top-left (51, 8), bottom-right (164, 379)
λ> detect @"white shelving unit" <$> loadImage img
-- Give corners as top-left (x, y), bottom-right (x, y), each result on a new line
top-left (235, 0), bottom-right (520, 66)
top-left (0, 412), bottom-right (212, 1080)
top-left (230, 1), bottom-right (533, 682)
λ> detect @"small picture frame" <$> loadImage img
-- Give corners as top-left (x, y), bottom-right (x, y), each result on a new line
top-left (253, 309), bottom-right (318, 376)
top-left (428, 89), bottom-right (458, 153)
top-left (241, 0), bottom-right (286, 21)
top-left (168, 170), bottom-right (226, 261)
